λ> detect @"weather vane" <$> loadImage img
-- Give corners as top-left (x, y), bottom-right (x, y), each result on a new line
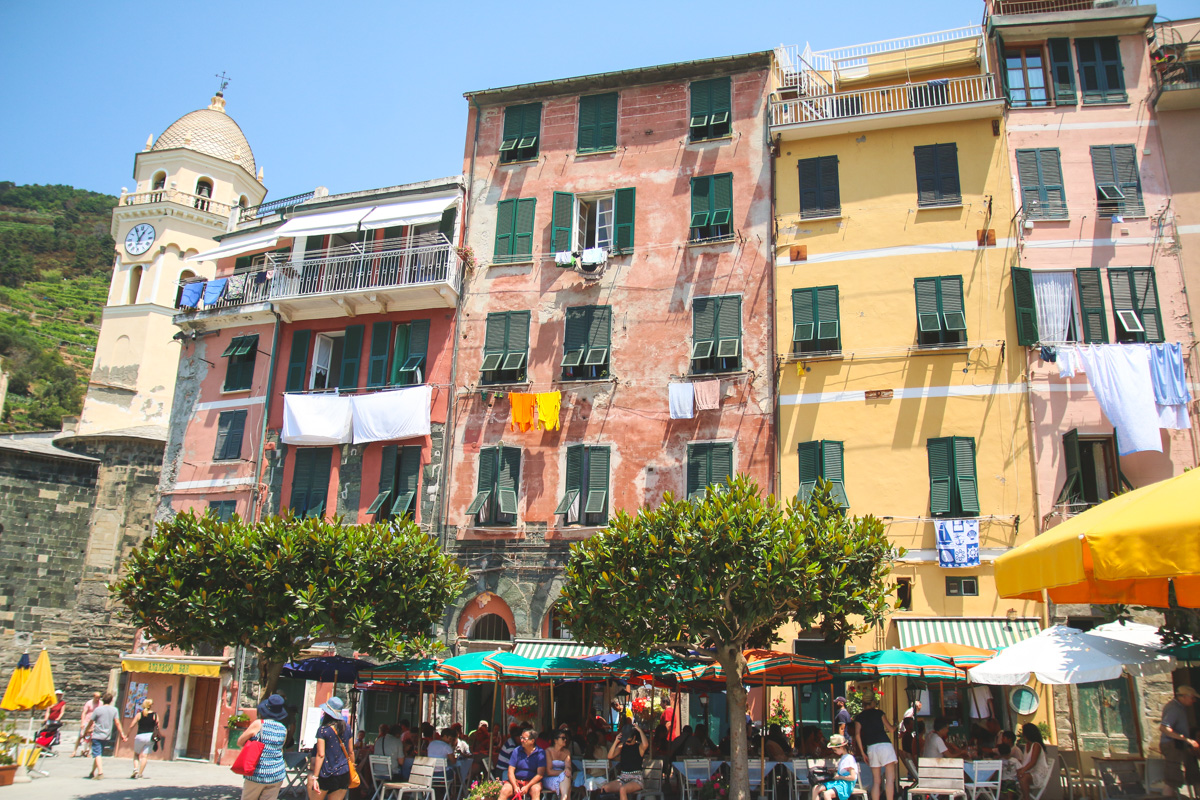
top-left (215, 71), bottom-right (231, 94)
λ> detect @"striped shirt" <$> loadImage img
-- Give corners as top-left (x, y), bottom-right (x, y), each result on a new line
top-left (249, 719), bottom-right (288, 785)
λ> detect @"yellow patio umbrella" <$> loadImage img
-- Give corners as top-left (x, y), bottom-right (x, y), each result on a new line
top-left (996, 469), bottom-right (1200, 607)
top-left (0, 653), bottom-right (31, 711)
top-left (14, 649), bottom-right (56, 710)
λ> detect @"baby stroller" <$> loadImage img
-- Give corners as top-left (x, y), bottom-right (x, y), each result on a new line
top-left (34, 719), bottom-right (62, 756)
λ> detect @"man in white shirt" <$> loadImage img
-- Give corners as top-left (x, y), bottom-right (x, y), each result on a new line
top-left (427, 727), bottom-right (457, 761)
top-left (923, 717), bottom-right (967, 759)
top-left (376, 724), bottom-right (405, 768)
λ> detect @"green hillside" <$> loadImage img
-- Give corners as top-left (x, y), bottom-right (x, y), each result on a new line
top-left (0, 182), bottom-right (116, 432)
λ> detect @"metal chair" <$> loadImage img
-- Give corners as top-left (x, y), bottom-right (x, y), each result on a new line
top-left (683, 759), bottom-right (717, 800)
top-left (1059, 751), bottom-right (1101, 800)
top-left (281, 751), bottom-right (310, 797)
top-left (372, 755), bottom-right (400, 800)
top-left (789, 759), bottom-right (812, 800)
top-left (909, 758), bottom-right (968, 800)
top-left (383, 761), bottom-right (438, 800)
top-left (637, 759), bottom-right (666, 800)
top-left (423, 756), bottom-right (454, 799)
top-left (968, 760), bottom-right (1003, 800)
top-left (580, 758), bottom-right (612, 794)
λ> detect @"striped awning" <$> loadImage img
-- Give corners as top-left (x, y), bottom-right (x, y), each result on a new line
top-left (512, 640), bottom-right (606, 660)
top-left (896, 618), bottom-right (1041, 650)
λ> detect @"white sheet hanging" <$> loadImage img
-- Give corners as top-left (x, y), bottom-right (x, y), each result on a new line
top-left (1031, 271), bottom-right (1077, 344)
top-left (1077, 345), bottom-right (1162, 454)
top-left (668, 382), bottom-right (694, 419)
top-left (350, 385), bottom-right (432, 444)
top-left (281, 393), bottom-right (353, 445)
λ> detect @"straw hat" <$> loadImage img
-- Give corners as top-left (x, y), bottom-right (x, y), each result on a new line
top-left (827, 734), bottom-right (849, 749)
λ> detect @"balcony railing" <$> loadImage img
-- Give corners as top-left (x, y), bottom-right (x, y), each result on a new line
top-left (121, 188), bottom-right (234, 216)
top-left (177, 233), bottom-right (460, 312)
top-left (770, 74), bottom-right (997, 127)
top-left (1157, 61), bottom-right (1200, 91)
top-left (238, 191), bottom-right (316, 223)
top-left (989, 0), bottom-right (1138, 15)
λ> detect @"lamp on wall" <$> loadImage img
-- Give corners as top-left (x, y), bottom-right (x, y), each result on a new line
top-left (699, 692), bottom-right (710, 732)
top-left (905, 680), bottom-right (926, 706)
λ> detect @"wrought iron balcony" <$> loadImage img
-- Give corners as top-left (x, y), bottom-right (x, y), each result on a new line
top-left (770, 74), bottom-right (998, 130)
top-left (121, 188), bottom-right (234, 217)
top-left (176, 233), bottom-right (461, 314)
top-left (237, 191), bottom-right (316, 224)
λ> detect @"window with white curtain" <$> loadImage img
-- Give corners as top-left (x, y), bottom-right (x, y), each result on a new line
top-left (1031, 270), bottom-right (1083, 343)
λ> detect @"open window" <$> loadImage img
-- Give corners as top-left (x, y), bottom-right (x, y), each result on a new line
top-left (194, 178), bottom-right (213, 211)
top-left (389, 320), bottom-right (431, 386)
top-left (551, 189), bottom-right (635, 258)
top-left (310, 332), bottom-right (344, 391)
top-left (945, 576), bottom-right (979, 597)
top-left (1057, 429), bottom-right (1133, 512)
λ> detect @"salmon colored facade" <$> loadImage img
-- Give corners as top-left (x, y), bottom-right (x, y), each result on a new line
top-left (443, 53), bottom-right (776, 645)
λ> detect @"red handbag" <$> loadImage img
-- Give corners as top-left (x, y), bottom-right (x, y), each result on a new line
top-left (231, 739), bottom-right (265, 776)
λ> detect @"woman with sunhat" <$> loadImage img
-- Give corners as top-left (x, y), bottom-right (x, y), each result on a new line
top-left (237, 694), bottom-right (289, 800)
top-left (812, 734), bottom-right (859, 800)
top-left (308, 696), bottom-right (353, 799)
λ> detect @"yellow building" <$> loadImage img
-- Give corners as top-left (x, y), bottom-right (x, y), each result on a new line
top-left (768, 29), bottom-right (1048, 734)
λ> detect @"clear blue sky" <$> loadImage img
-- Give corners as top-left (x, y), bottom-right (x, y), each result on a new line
top-left (2, 1), bottom-right (1194, 200)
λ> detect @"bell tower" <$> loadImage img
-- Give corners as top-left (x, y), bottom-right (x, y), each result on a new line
top-left (77, 90), bottom-right (268, 437)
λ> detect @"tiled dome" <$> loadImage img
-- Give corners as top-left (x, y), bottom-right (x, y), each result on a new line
top-left (152, 93), bottom-right (256, 175)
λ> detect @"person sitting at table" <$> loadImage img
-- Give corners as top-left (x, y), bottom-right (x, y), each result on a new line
top-left (997, 742), bottom-right (1021, 783)
top-left (544, 730), bottom-right (574, 797)
top-left (765, 724), bottom-right (790, 761)
top-left (377, 724), bottom-right (405, 771)
top-left (585, 730), bottom-right (608, 760)
top-left (499, 729), bottom-right (547, 800)
top-left (997, 730), bottom-right (1023, 763)
top-left (1015, 723), bottom-right (1051, 800)
top-left (601, 724), bottom-right (649, 800)
top-left (812, 734), bottom-right (858, 800)
top-left (923, 717), bottom-right (967, 759)
top-left (652, 723), bottom-right (670, 758)
top-left (496, 724), bottom-right (523, 779)
top-left (799, 726), bottom-right (828, 758)
top-left (470, 721), bottom-right (491, 753)
top-left (428, 727), bottom-right (458, 762)
top-left (853, 694), bottom-right (897, 800)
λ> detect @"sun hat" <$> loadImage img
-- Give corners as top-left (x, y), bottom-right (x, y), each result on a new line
top-left (319, 696), bottom-right (345, 719)
top-left (834, 696), bottom-right (847, 704)
top-left (827, 734), bottom-right (849, 749)
top-left (55, 690), bottom-right (63, 696)
top-left (258, 694), bottom-right (289, 722)
top-left (1178, 685), bottom-right (1198, 699)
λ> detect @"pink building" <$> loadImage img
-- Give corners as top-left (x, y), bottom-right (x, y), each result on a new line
top-left (986, 0), bottom-right (1197, 537)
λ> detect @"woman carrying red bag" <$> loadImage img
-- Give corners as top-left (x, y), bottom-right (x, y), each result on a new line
top-left (236, 694), bottom-right (290, 800)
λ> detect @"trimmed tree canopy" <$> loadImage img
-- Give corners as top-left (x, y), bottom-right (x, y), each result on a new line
top-left (112, 512), bottom-right (468, 695)
top-left (560, 476), bottom-right (897, 800)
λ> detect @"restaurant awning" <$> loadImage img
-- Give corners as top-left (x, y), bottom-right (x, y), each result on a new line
top-left (512, 640), bottom-right (606, 660)
top-left (896, 617), bottom-right (1041, 651)
top-left (120, 655), bottom-right (228, 678)
top-left (276, 206), bottom-right (374, 238)
top-left (186, 228), bottom-right (280, 262)
top-left (360, 194), bottom-right (458, 231)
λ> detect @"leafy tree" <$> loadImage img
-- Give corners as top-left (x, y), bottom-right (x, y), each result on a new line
top-left (113, 511), bottom-right (469, 696)
top-left (560, 476), bottom-right (897, 800)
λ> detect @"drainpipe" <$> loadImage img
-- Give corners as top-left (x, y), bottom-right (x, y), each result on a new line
top-left (248, 307), bottom-right (283, 523)
top-left (768, 123), bottom-right (781, 498)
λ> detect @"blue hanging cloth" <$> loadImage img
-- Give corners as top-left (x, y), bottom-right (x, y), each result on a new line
top-left (179, 281), bottom-right (205, 308)
top-left (202, 278), bottom-right (229, 306)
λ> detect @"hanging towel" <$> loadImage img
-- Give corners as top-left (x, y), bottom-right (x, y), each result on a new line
top-left (281, 393), bottom-right (353, 445)
top-left (535, 391), bottom-right (561, 431)
top-left (668, 382), bottom-right (694, 419)
top-left (1148, 342), bottom-right (1191, 406)
top-left (581, 248), bottom-right (607, 265)
top-left (202, 277), bottom-right (229, 306)
top-left (509, 393), bottom-right (537, 432)
top-left (225, 273), bottom-right (248, 299)
top-left (178, 281), bottom-right (205, 308)
top-left (693, 379), bottom-right (721, 411)
top-left (350, 385), bottom-right (433, 444)
top-left (1157, 403), bottom-right (1191, 430)
top-left (1057, 346), bottom-right (1085, 379)
top-left (1077, 345), bottom-right (1162, 454)
top-left (554, 251), bottom-right (575, 266)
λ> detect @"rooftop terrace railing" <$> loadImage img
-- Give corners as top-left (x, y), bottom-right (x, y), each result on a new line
top-left (989, 0), bottom-right (1139, 15)
top-left (770, 73), bottom-right (997, 127)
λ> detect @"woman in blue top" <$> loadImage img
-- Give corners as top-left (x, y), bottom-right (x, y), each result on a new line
top-left (811, 734), bottom-right (859, 800)
top-left (308, 697), bottom-right (353, 799)
top-left (237, 694), bottom-right (289, 800)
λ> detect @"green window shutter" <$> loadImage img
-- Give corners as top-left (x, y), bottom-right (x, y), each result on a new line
top-left (1090, 145), bottom-right (1118, 207)
top-left (710, 77), bottom-right (731, 135)
top-left (710, 443), bottom-right (733, 489)
top-left (497, 446), bottom-right (520, 516)
top-left (822, 440), bottom-right (849, 509)
top-left (797, 441), bottom-right (821, 501)
top-left (927, 437), bottom-right (954, 517)
top-left (1097, 37), bottom-right (1126, 102)
top-left (690, 80), bottom-right (712, 138)
top-left (221, 336), bottom-right (244, 358)
top-left (513, 198), bottom-right (536, 260)
top-left (339, 324), bottom-right (364, 390)
top-left (578, 93), bottom-right (617, 153)
top-left (935, 144), bottom-right (961, 204)
top-left (577, 95), bottom-right (598, 154)
top-left (914, 278), bottom-right (942, 334)
top-left (953, 437), bottom-right (980, 516)
top-left (1132, 268), bottom-right (1164, 343)
top-left (1078, 38), bottom-right (1125, 103)
top-left (914, 144), bottom-right (959, 206)
top-left (366, 321), bottom-right (392, 387)
top-left (393, 445), bottom-right (421, 517)
top-left (716, 294), bottom-right (741, 358)
top-left (818, 157), bottom-right (840, 216)
top-left (1112, 145), bottom-right (1143, 216)
top-left (587, 305), bottom-right (611, 366)
top-left (501, 103), bottom-right (541, 161)
top-left (223, 335), bottom-right (258, 392)
top-left (712, 173), bottom-right (733, 227)
top-left (1076, 268), bottom-right (1109, 344)
top-left (690, 176), bottom-right (711, 231)
top-left (585, 446), bottom-right (610, 517)
top-left (482, 313), bottom-right (508, 372)
top-left (408, 319), bottom-right (430, 372)
top-left (214, 410), bottom-right (246, 461)
top-left (551, 192), bottom-right (574, 255)
top-left (309, 448), bottom-right (332, 518)
top-left (1038, 149), bottom-right (1067, 218)
top-left (613, 187), bottom-right (635, 253)
top-left (1016, 150), bottom-right (1044, 217)
top-left (389, 324), bottom-right (410, 386)
top-left (816, 286), bottom-right (840, 349)
top-left (1108, 267), bottom-right (1137, 340)
top-left (563, 307), bottom-right (588, 367)
top-left (468, 448), bottom-right (496, 517)
top-left (284, 329), bottom-right (312, 393)
top-left (289, 449), bottom-right (313, 514)
top-left (438, 207), bottom-right (457, 242)
top-left (556, 445), bottom-right (584, 515)
top-left (1076, 38), bottom-right (1102, 103)
top-left (1047, 39), bottom-right (1077, 104)
top-left (213, 412), bottom-right (231, 461)
top-left (505, 310), bottom-right (530, 370)
top-left (520, 104), bottom-right (542, 152)
top-left (1011, 267), bottom-right (1040, 346)
top-left (692, 297), bottom-right (717, 361)
top-left (290, 447), bottom-right (331, 517)
top-left (792, 288), bottom-right (815, 351)
top-left (686, 443), bottom-right (709, 499)
top-left (939, 276), bottom-right (967, 333)
top-left (799, 157), bottom-right (840, 218)
top-left (372, 444), bottom-right (397, 518)
top-left (1056, 429), bottom-right (1084, 505)
top-left (914, 145), bottom-right (939, 207)
top-left (501, 106), bottom-right (524, 152)
top-left (494, 199), bottom-right (515, 262)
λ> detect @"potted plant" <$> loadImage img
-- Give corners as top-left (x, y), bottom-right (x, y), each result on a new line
top-left (694, 772), bottom-right (729, 800)
top-left (226, 712), bottom-right (251, 730)
top-left (0, 712), bottom-right (21, 786)
top-left (466, 777), bottom-right (503, 800)
top-left (506, 693), bottom-right (538, 721)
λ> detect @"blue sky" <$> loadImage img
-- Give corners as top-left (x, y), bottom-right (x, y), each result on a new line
top-left (2, 1), bottom-right (1194, 200)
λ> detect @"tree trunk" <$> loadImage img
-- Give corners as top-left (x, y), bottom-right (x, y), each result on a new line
top-left (716, 644), bottom-right (751, 800)
top-left (258, 655), bottom-right (285, 701)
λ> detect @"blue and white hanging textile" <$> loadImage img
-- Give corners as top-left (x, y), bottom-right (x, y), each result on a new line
top-left (936, 518), bottom-right (980, 568)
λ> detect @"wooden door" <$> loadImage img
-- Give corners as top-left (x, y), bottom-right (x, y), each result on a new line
top-left (1075, 679), bottom-right (1137, 755)
top-left (185, 678), bottom-right (219, 760)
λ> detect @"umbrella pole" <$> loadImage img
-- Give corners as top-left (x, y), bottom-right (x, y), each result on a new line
top-left (489, 682), bottom-right (499, 766)
top-left (418, 682), bottom-right (424, 755)
top-left (760, 672), bottom-right (766, 785)
top-left (1064, 681), bottom-right (1083, 757)
top-left (1124, 674), bottom-right (1145, 758)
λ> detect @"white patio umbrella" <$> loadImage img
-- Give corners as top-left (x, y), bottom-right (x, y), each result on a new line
top-left (969, 624), bottom-right (1175, 686)
top-left (1088, 620), bottom-right (1163, 650)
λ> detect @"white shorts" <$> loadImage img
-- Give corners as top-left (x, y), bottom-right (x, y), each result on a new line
top-left (133, 732), bottom-right (155, 755)
top-left (866, 742), bottom-right (897, 768)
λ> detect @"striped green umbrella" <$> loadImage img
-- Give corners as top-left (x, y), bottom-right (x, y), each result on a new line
top-left (361, 657), bottom-right (443, 683)
top-left (608, 651), bottom-right (702, 685)
top-left (679, 649), bottom-right (831, 685)
top-left (481, 653), bottom-right (611, 682)
top-left (482, 652), bottom-right (546, 683)
top-left (1162, 641), bottom-right (1200, 662)
top-left (536, 656), bottom-right (612, 681)
top-left (830, 650), bottom-right (966, 681)
top-left (438, 651), bottom-right (502, 684)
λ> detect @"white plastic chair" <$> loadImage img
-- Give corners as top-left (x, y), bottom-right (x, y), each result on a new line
top-left (909, 758), bottom-right (968, 800)
top-left (968, 760), bottom-right (1003, 800)
top-left (683, 759), bottom-right (717, 800)
top-left (382, 761), bottom-right (438, 800)
top-left (371, 755), bottom-right (399, 800)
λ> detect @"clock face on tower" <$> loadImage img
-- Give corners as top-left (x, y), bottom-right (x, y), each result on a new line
top-left (124, 223), bottom-right (156, 255)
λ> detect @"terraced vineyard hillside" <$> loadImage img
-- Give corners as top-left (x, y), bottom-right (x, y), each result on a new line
top-left (0, 182), bottom-right (116, 432)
